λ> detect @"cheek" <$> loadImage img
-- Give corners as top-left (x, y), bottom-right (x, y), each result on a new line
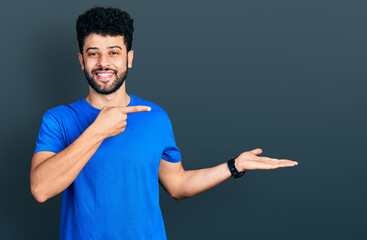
top-left (112, 56), bottom-right (128, 68)
top-left (83, 62), bottom-right (95, 72)
top-left (114, 61), bottom-right (127, 71)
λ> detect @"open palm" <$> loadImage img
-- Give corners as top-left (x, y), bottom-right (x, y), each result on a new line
top-left (236, 148), bottom-right (298, 172)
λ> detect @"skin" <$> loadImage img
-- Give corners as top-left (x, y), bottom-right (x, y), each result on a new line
top-left (30, 33), bottom-right (298, 203)
top-left (78, 33), bottom-right (134, 108)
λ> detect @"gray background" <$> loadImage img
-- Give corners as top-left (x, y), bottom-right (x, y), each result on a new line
top-left (1, 0), bottom-right (366, 239)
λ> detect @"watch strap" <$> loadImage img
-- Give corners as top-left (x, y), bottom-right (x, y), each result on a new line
top-left (227, 157), bottom-right (245, 178)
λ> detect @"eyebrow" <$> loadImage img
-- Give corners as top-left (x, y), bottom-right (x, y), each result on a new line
top-left (108, 45), bottom-right (122, 50)
top-left (86, 47), bottom-right (99, 52)
top-left (85, 46), bottom-right (122, 52)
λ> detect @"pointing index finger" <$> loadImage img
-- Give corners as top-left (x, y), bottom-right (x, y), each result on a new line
top-left (122, 105), bottom-right (151, 114)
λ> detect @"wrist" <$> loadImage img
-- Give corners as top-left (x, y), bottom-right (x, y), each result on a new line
top-left (86, 123), bottom-right (106, 142)
top-left (234, 157), bottom-right (243, 172)
top-left (227, 157), bottom-right (245, 179)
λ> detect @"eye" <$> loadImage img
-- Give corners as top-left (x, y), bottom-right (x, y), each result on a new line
top-left (110, 51), bottom-right (119, 55)
top-left (88, 52), bottom-right (98, 56)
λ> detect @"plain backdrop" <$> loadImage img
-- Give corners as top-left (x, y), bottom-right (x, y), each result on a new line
top-left (1, 0), bottom-right (366, 239)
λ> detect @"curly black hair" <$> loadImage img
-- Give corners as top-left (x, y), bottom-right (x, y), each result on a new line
top-left (76, 6), bottom-right (134, 54)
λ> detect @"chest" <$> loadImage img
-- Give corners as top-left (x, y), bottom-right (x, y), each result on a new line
top-left (64, 112), bottom-right (165, 179)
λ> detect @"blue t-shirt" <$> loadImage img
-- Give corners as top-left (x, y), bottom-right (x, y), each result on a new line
top-left (33, 94), bottom-right (181, 240)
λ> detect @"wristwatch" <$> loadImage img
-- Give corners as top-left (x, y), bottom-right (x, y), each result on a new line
top-left (227, 157), bottom-right (245, 178)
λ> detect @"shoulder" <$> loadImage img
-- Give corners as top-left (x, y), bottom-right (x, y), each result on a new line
top-left (130, 94), bottom-right (170, 119)
top-left (42, 98), bottom-right (84, 121)
top-left (43, 105), bottom-right (66, 121)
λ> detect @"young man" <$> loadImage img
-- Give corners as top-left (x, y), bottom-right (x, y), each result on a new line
top-left (30, 7), bottom-right (298, 240)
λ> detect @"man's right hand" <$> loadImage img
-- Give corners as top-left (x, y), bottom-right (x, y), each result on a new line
top-left (31, 105), bottom-right (150, 203)
top-left (91, 105), bottom-right (151, 139)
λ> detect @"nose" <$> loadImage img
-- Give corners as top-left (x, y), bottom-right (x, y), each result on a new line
top-left (97, 53), bottom-right (109, 68)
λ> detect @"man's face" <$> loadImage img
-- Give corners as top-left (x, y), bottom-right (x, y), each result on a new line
top-left (78, 33), bottom-right (134, 95)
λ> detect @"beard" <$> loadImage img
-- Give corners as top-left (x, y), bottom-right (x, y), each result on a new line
top-left (84, 65), bottom-right (128, 95)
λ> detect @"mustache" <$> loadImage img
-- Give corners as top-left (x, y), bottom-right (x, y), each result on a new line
top-left (92, 68), bottom-right (117, 73)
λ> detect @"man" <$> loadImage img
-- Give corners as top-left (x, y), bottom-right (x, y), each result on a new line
top-left (30, 6), bottom-right (298, 240)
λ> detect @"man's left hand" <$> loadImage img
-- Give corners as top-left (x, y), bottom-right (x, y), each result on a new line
top-left (235, 148), bottom-right (298, 172)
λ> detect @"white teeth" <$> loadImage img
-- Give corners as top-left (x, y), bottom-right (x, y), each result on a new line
top-left (97, 73), bottom-right (113, 77)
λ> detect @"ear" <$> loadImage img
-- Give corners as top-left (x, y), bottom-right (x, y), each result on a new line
top-left (127, 50), bottom-right (134, 68)
top-left (78, 53), bottom-right (84, 70)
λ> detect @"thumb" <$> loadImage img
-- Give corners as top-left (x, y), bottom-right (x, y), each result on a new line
top-left (250, 148), bottom-right (263, 155)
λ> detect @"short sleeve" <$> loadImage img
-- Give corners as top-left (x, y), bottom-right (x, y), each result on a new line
top-left (33, 110), bottom-right (66, 155)
top-left (161, 113), bottom-right (181, 163)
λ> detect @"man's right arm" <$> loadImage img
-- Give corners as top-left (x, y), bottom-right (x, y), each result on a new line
top-left (30, 105), bottom-right (151, 203)
top-left (30, 123), bottom-right (104, 203)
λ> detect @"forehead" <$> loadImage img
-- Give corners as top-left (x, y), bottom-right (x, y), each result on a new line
top-left (83, 33), bottom-right (126, 51)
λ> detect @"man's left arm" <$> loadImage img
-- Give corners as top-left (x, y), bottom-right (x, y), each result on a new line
top-left (158, 148), bottom-right (298, 201)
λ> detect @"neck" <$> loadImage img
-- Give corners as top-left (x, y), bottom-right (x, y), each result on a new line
top-left (85, 82), bottom-right (130, 109)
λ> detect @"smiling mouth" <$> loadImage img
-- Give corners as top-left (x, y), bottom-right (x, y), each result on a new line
top-left (96, 73), bottom-right (113, 77)
top-left (94, 70), bottom-right (115, 82)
